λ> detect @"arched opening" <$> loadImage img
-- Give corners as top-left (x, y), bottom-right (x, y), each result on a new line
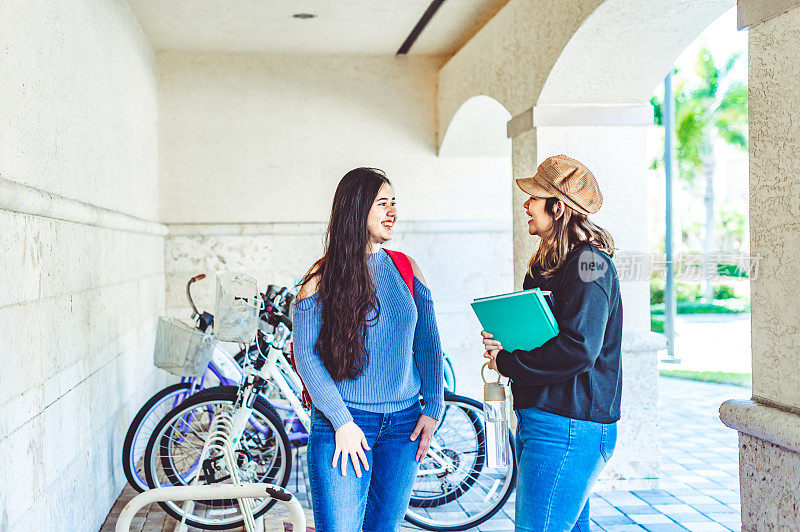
top-left (438, 95), bottom-right (512, 158)
top-left (532, 1), bottom-right (748, 526)
top-left (436, 95), bottom-right (513, 398)
top-left (538, 0), bottom-right (735, 106)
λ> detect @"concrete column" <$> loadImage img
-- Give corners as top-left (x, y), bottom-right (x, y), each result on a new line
top-left (508, 104), bottom-right (653, 330)
top-left (719, 2), bottom-right (800, 528)
top-left (509, 127), bottom-right (538, 289)
top-left (508, 105), bottom-right (662, 488)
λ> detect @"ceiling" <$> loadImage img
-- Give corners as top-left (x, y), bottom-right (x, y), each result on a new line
top-left (125, 0), bottom-right (510, 56)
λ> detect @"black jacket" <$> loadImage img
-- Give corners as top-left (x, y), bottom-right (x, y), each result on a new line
top-left (495, 243), bottom-right (623, 423)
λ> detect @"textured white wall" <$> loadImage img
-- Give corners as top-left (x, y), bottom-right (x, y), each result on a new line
top-left (729, 6), bottom-right (800, 527)
top-left (0, 2), bottom-right (163, 530)
top-left (158, 53), bottom-right (514, 397)
top-left (158, 52), bottom-right (512, 225)
top-left (748, 5), bottom-right (800, 411)
top-left (537, 0), bottom-right (733, 105)
top-left (1, 2), bottom-right (159, 219)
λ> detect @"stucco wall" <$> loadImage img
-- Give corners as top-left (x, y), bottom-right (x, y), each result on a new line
top-left (0, 2), bottom-right (164, 530)
top-left (157, 52), bottom-right (512, 225)
top-left (721, 6), bottom-right (800, 527)
top-left (748, 4), bottom-right (800, 411)
top-left (158, 53), bottom-right (514, 397)
top-left (438, 0), bottom-right (602, 130)
top-left (739, 433), bottom-right (800, 528)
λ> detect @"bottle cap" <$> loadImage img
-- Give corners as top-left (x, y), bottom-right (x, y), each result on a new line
top-left (482, 362), bottom-right (507, 402)
top-left (484, 381), bottom-right (507, 402)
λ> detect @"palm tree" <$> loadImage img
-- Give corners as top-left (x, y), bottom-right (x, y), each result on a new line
top-left (654, 47), bottom-right (748, 300)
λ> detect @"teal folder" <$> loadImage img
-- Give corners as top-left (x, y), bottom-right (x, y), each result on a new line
top-left (471, 288), bottom-right (559, 352)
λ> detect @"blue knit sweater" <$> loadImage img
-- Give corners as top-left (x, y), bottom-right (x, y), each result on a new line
top-left (292, 249), bottom-right (445, 430)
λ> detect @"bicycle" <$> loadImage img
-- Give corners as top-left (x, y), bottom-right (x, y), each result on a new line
top-left (125, 275), bottom-right (514, 530)
top-left (405, 392), bottom-right (516, 530)
top-left (123, 277), bottom-right (455, 493)
top-left (122, 277), bottom-right (307, 494)
top-left (141, 282), bottom-right (296, 529)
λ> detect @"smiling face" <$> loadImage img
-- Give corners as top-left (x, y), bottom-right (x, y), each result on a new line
top-left (366, 183), bottom-right (397, 247)
top-left (522, 195), bottom-right (555, 237)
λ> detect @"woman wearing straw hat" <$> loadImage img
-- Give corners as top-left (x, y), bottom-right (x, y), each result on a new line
top-left (482, 155), bottom-right (623, 531)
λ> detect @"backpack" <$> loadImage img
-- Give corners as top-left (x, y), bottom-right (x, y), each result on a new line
top-left (289, 249), bottom-right (415, 409)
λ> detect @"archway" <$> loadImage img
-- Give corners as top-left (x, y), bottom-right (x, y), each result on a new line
top-left (436, 95), bottom-right (513, 397)
top-left (529, 0), bottom-right (740, 499)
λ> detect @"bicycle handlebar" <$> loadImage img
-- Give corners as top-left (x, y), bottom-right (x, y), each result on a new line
top-left (268, 312), bottom-right (293, 331)
top-left (186, 274), bottom-right (206, 317)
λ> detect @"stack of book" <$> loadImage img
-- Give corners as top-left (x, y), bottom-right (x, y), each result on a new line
top-left (471, 288), bottom-right (559, 352)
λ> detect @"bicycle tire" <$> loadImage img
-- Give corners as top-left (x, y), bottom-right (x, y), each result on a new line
top-left (122, 381), bottom-right (194, 492)
top-left (443, 354), bottom-right (457, 393)
top-left (405, 392), bottom-right (516, 531)
top-left (143, 386), bottom-right (292, 530)
top-left (409, 394), bottom-right (485, 508)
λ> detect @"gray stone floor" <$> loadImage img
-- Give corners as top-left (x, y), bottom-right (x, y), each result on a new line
top-left (583, 377), bottom-right (748, 532)
top-left (103, 377), bottom-right (749, 531)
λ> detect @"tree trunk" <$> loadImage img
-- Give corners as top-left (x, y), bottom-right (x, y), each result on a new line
top-left (701, 145), bottom-right (716, 301)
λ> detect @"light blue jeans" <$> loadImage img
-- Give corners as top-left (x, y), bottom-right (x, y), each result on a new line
top-left (307, 402), bottom-right (422, 532)
top-left (515, 406), bottom-right (617, 531)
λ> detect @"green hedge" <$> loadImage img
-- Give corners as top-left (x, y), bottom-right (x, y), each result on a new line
top-left (717, 263), bottom-right (749, 278)
top-left (651, 300), bottom-right (749, 315)
top-left (651, 317), bottom-right (665, 333)
top-left (660, 370), bottom-right (751, 388)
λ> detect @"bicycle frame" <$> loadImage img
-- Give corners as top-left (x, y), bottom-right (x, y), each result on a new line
top-left (180, 333), bottom-right (312, 446)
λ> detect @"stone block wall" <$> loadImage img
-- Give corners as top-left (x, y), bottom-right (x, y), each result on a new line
top-left (164, 220), bottom-right (514, 400)
top-left (0, 2), bottom-right (166, 530)
top-left (0, 212), bottom-right (166, 531)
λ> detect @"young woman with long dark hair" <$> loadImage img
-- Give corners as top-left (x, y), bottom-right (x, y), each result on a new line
top-left (482, 155), bottom-right (623, 531)
top-left (292, 167), bottom-right (444, 532)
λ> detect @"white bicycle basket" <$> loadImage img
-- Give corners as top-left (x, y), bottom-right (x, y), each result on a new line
top-left (214, 271), bottom-right (260, 342)
top-left (153, 317), bottom-right (215, 377)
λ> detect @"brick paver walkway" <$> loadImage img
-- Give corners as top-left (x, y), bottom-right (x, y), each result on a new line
top-left (102, 377), bottom-right (748, 531)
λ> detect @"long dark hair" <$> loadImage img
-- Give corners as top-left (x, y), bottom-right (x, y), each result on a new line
top-left (303, 167), bottom-right (390, 382)
top-left (530, 197), bottom-right (615, 278)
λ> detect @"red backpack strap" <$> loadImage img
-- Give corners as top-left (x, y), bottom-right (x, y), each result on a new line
top-left (289, 343), bottom-right (313, 409)
top-left (384, 249), bottom-right (415, 300)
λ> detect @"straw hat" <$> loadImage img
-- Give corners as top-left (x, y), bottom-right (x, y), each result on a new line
top-left (515, 154), bottom-right (603, 215)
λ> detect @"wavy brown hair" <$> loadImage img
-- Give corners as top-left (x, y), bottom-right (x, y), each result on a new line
top-left (302, 168), bottom-right (390, 382)
top-left (529, 197), bottom-right (615, 278)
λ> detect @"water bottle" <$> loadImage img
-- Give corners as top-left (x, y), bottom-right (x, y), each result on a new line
top-left (482, 362), bottom-right (510, 468)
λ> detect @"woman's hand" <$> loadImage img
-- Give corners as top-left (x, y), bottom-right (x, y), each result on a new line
top-left (332, 421), bottom-right (370, 477)
top-left (410, 415), bottom-right (438, 461)
top-left (481, 330), bottom-right (503, 371)
top-left (481, 330), bottom-right (503, 353)
top-left (484, 350), bottom-right (498, 371)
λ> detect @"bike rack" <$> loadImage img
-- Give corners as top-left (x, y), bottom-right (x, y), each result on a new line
top-left (114, 483), bottom-right (306, 532)
top-left (123, 405), bottom-right (304, 532)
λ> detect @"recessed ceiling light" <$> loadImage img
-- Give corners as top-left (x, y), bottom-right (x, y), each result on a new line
top-left (292, 13), bottom-right (316, 19)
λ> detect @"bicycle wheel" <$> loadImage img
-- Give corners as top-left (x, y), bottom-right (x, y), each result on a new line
top-left (405, 393), bottom-right (516, 531)
top-left (144, 386), bottom-right (292, 530)
top-left (122, 381), bottom-right (194, 492)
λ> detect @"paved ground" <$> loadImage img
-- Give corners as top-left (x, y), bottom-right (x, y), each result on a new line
top-left (585, 377), bottom-right (748, 532)
top-left (102, 377), bottom-right (749, 531)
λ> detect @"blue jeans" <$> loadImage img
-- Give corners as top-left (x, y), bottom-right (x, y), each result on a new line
top-left (307, 402), bottom-right (422, 532)
top-left (515, 406), bottom-right (617, 531)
